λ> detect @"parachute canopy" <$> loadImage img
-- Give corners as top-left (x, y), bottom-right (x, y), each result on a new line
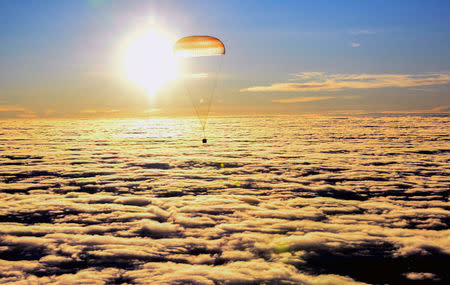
top-left (174, 36), bottom-right (225, 58)
top-left (174, 35), bottom-right (225, 142)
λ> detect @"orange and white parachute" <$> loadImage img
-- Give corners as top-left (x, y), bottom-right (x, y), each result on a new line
top-left (174, 36), bottom-right (225, 143)
top-left (174, 36), bottom-right (225, 58)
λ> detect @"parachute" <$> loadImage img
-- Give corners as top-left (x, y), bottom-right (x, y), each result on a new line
top-left (174, 36), bottom-right (225, 57)
top-left (174, 36), bottom-right (225, 143)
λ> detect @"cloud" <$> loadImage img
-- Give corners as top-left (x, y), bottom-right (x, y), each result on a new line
top-left (0, 105), bottom-right (27, 112)
top-left (127, 260), bottom-right (367, 285)
top-left (348, 30), bottom-right (376, 35)
top-left (17, 113), bottom-right (37, 118)
top-left (350, 42), bottom-right (360, 48)
top-left (430, 105), bottom-right (450, 113)
top-left (0, 117), bottom-right (449, 283)
top-left (272, 96), bottom-right (335, 103)
top-left (376, 105), bottom-right (450, 114)
top-left (241, 72), bottom-right (450, 92)
top-left (80, 109), bottom-right (120, 114)
top-left (404, 272), bottom-right (439, 281)
top-left (44, 109), bottom-right (55, 116)
top-left (0, 105), bottom-right (37, 118)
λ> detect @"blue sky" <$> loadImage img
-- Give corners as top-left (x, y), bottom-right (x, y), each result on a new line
top-left (0, 0), bottom-right (449, 118)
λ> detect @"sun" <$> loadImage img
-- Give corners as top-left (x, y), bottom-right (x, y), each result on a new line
top-left (123, 30), bottom-right (177, 95)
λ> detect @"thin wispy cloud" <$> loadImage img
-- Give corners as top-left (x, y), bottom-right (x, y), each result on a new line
top-left (378, 105), bottom-right (450, 114)
top-left (431, 105), bottom-right (450, 113)
top-left (350, 42), bottom-right (360, 48)
top-left (0, 105), bottom-right (37, 118)
top-left (241, 72), bottom-right (450, 92)
top-left (16, 113), bottom-right (37, 118)
top-left (80, 109), bottom-right (120, 114)
top-left (348, 29), bottom-right (376, 35)
top-left (272, 96), bottom-right (335, 103)
top-left (0, 105), bottom-right (27, 112)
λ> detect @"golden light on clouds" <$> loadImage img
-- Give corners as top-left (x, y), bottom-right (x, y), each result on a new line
top-left (123, 29), bottom-right (178, 95)
top-left (0, 105), bottom-right (27, 112)
top-left (241, 72), bottom-right (450, 92)
top-left (272, 96), bottom-right (335, 103)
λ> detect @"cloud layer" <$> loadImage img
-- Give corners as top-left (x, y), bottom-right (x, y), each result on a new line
top-left (0, 116), bottom-right (449, 284)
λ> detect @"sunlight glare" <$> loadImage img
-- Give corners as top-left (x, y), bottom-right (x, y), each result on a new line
top-left (124, 30), bottom-right (177, 95)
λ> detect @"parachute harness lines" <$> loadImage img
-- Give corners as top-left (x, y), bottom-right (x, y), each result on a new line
top-left (174, 36), bottom-right (225, 143)
top-left (183, 57), bottom-right (223, 140)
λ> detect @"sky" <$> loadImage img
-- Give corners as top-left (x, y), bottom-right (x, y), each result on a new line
top-left (0, 0), bottom-right (449, 118)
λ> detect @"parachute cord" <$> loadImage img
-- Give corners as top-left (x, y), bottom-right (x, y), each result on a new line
top-left (182, 56), bottom-right (224, 141)
top-left (182, 78), bottom-right (204, 134)
top-left (203, 56), bottom-right (224, 128)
